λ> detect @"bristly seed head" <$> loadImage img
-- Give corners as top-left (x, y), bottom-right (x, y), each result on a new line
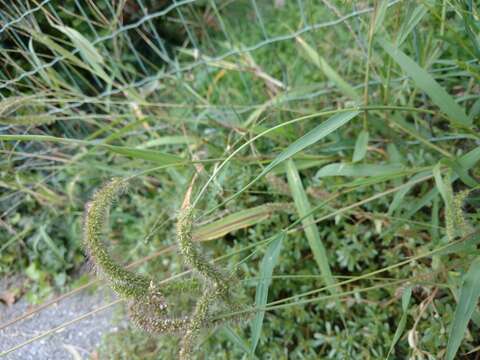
top-left (83, 179), bottom-right (252, 358)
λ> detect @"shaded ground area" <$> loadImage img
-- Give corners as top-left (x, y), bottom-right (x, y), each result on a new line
top-left (0, 287), bottom-right (123, 360)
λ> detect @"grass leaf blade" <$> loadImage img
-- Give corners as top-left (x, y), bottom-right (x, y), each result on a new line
top-left (250, 233), bottom-right (284, 356)
top-left (222, 326), bottom-right (250, 355)
top-left (53, 25), bottom-right (110, 82)
top-left (296, 37), bottom-right (360, 101)
top-left (315, 163), bottom-right (404, 178)
top-left (258, 111), bottom-right (360, 180)
top-left (447, 258), bottom-right (480, 360)
top-left (378, 38), bottom-right (470, 126)
top-left (286, 159), bottom-right (336, 292)
top-left (396, 5), bottom-right (428, 46)
top-left (194, 203), bottom-right (291, 241)
top-left (386, 286), bottom-right (412, 359)
top-left (352, 130), bottom-right (369, 162)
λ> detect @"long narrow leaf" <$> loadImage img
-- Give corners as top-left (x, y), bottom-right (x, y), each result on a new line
top-left (0, 135), bottom-right (184, 166)
top-left (378, 38), bottom-right (470, 126)
top-left (194, 203), bottom-right (291, 241)
top-left (286, 159), bottom-right (336, 292)
top-left (250, 233), bottom-right (284, 355)
top-left (396, 5), bottom-right (428, 46)
top-left (316, 163), bottom-right (404, 178)
top-left (257, 111), bottom-right (360, 181)
top-left (386, 287), bottom-right (412, 359)
top-left (222, 326), bottom-right (250, 355)
top-left (447, 258), bottom-right (480, 360)
top-left (297, 37), bottom-right (360, 101)
top-left (214, 111), bottom-right (360, 210)
top-left (102, 145), bottom-right (183, 165)
top-left (53, 25), bottom-right (110, 82)
top-left (352, 130), bottom-right (369, 162)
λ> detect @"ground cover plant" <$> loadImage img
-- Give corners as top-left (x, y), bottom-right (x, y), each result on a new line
top-left (0, 0), bottom-right (479, 359)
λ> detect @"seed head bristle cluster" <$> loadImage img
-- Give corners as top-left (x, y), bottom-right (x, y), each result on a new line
top-left (0, 96), bottom-right (56, 126)
top-left (446, 189), bottom-right (472, 241)
top-left (84, 179), bottom-right (252, 359)
top-left (177, 205), bottom-right (251, 359)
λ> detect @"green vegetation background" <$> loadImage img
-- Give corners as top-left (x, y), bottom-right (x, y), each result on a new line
top-left (0, 0), bottom-right (479, 358)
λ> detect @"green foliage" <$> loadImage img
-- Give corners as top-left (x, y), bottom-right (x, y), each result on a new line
top-left (1, 0), bottom-right (479, 358)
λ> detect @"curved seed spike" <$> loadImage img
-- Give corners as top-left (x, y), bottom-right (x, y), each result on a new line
top-left (84, 179), bottom-right (191, 334)
top-left (84, 179), bottom-right (252, 355)
top-left (176, 205), bottom-right (251, 358)
top-left (177, 206), bottom-right (227, 286)
top-left (129, 301), bottom-right (190, 334)
top-left (180, 288), bottom-right (214, 360)
top-left (446, 189), bottom-right (472, 241)
top-left (444, 184), bottom-right (456, 242)
top-left (84, 178), bottom-right (151, 299)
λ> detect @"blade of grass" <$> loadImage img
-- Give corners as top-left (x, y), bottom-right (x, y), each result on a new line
top-left (28, 38), bottom-right (52, 86)
top-left (0, 134), bottom-right (185, 166)
top-left (352, 130), bottom-right (369, 162)
top-left (447, 258), bottom-right (480, 360)
top-left (388, 172), bottom-right (428, 215)
top-left (137, 136), bottom-right (199, 148)
top-left (378, 37), bottom-right (471, 127)
top-left (374, 0), bottom-right (389, 34)
top-left (39, 226), bottom-right (64, 261)
top-left (249, 233), bottom-right (284, 356)
top-left (286, 159), bottom-right (337, 293)
top-left (222, 326), bottom-right (250, 356)
top-left (445, 158), bottom-right (479, 188)
top-left (315, 163), bottom-right (404, 178)
top-left (202, 111), bottom-right (360, 212)
top-left (386, 286), bottom-right (412, 359)
top-left (194, 203), bottom-right (291, 241)
top-left (271, 158), bottom-right (331, 175)
top-left (52, 24), bottom-right (111, 82)
top-left (102, 145), bottom-right (184, 165)
top-left (396, 4), bottom-right (428, 46)
top-left (262, 111), bottom-right (360, 175)
top-left (30, 30), bottom-right (97, 78)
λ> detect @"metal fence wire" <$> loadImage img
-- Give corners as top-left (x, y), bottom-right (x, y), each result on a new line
top-left (0, 1), bottom-right (395, 111)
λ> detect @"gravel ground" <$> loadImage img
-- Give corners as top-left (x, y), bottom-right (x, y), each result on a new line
top-left (0, 288), bottom-right (124, 360)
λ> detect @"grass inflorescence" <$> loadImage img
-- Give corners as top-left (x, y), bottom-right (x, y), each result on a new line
top-left (84, 179), bottom-right (251, 358)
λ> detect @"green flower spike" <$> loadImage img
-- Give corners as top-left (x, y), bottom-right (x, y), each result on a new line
top-left (84, 179), bottom-right (201, 334)
top-left (84, 178), bottom-right (252, 359)
top-left (177, 199), bottom-right (250, 359)
top-left (446, 189), bottom-right (472, 241)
